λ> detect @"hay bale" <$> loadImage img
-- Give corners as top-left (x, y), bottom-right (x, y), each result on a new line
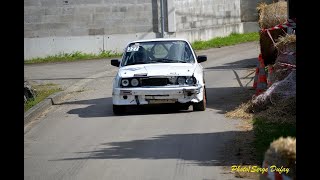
top-left (270, 62), bottom-right (294, 83)
top-left (275, 34), bottom-right (296, 65)
top-left (257, 1), bottom-right (288, 66)
top-left (275, 34), bottom-right (296, 52)
top-left (275, 53), bottom-right (296, 67)
top-left (250, 70), bottom-right (296, 113)
top-left (262, 137), bottom-right (296, 180)
top-left (267, 34), bottom-right (296, 83)
top-left (255, 96), bottom-right (296, 124)
top-left (257, 1), bottom-right (288, 29)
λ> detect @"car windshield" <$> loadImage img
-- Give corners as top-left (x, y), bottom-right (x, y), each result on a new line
top-left (121, 40), bottom-right (195, 66)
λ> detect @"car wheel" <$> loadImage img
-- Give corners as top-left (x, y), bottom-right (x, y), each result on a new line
top-left (113, 105), bottom-right (126, 115)
top-left (193, 88), bottom-right (206, 111)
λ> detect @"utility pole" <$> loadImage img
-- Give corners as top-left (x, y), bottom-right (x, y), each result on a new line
top-left (160, 0), bottom-right (165, 38)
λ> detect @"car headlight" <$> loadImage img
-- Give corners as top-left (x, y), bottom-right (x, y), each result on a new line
top-left (131, 78), bottom-right (139, 86)
top-left (186, 77), bottom-right (195, 85)
top-left (177, 77), bottom-right (186, 85)
top-left (121, 79), bottom-right (129, 87)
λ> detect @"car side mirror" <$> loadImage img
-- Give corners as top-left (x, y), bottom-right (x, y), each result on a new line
top-left (197, 55), bottom-right (207, 63)
top-left (111, 59), bottom-right (120, 67)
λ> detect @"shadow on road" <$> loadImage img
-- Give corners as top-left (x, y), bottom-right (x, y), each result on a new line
top-left (206, 87), bottom-right (254, 115)
top-left (64, 97), bottom-right (114, 118)
top-left (64, 97), bottom-right (192, 118)
top-left (50, 131), bottom-right (254, 166)
top-left (203, 57), bottom-right (256, 114)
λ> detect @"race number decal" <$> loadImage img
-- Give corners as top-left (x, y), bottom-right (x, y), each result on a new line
top-left (127, 45), bottom-right (140, 52)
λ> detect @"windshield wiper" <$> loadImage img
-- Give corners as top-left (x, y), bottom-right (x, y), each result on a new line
top-left (175, 60), bottom-right (187, 63)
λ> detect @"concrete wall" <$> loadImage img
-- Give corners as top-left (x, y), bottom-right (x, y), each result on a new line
top-left (240, 0), bottom-right (275, 22)
top-left (24, 32), bottom-right (156, 59)
top-left (24, 0), bottom-right (159, 59)
top-left (24, 0), bottom-right (266, 59)
top-left (24, 0), bottom-right (157, 38)
top-left (171, 0), bottom-right (242, 42)
top-left (240, 0), bottom-right (278, 33)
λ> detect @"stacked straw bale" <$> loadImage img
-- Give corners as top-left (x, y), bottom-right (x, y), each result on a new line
top-left (250, 70), bottom-right (296, 113)
top-left (257, 1), bottom-right (287, 66)
top-left (275, 34), bottom-right (296, 64)
top-left (251, 1), bottom-right (296, 112)
top-left (257, 2), bottom-right (287, 29)
top-left (271, 34), bottom-right (296, 83)
top-left (260, 137), bottom-right (296, 180)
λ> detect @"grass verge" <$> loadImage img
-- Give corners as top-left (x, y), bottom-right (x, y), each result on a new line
top-left (192, 32), bottom-right (259, 50)
top-left (25, 32), bottom-right (258, 64)
top-left (252, 117), bottom-right (296, 163)
top-left (25, 50), bottom-right (122, 64)
top-left (24, 84), bottom-right (61, 112)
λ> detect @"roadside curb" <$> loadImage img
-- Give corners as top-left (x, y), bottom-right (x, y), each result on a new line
top-left (24, 98), bottom-right (52, 126)
top-left (24, 70), bottom-right (110, 126)
top-left (47, 91), bottom-right (68, 105)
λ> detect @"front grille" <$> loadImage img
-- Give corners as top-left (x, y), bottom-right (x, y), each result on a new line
top-left (141, 78), bottom-right (169, 86)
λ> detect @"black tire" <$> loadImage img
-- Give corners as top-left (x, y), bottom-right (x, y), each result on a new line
top-left (113, 105), bottom-right (126, 115)
top-left (193, 88), bottom-right (206, 111)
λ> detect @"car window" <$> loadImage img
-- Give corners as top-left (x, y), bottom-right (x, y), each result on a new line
top-left (153, 44), bottom-right (168, 58)
top-left (121, 41), bottom-right (195, 66)
top-left (184, 43), bottom-right (195, 62)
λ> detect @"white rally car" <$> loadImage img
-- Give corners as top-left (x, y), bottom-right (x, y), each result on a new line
top-left (110, 38), bottom-right (207, 115)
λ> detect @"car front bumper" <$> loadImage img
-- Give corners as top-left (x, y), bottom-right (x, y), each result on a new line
top-left (112, 85), bottom-right (204, 105)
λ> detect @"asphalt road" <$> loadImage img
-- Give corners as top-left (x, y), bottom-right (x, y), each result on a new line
top-left (24, 58), bottom-right (116, 90)
top-left (24, 42), bottom-right (260, 180)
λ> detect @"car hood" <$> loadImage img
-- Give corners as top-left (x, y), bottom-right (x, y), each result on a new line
top-left (118, 63), bottom-right (196, 77)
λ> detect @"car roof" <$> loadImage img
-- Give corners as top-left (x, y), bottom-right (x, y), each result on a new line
top-left (130, 38), bottom-right (189, 44)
